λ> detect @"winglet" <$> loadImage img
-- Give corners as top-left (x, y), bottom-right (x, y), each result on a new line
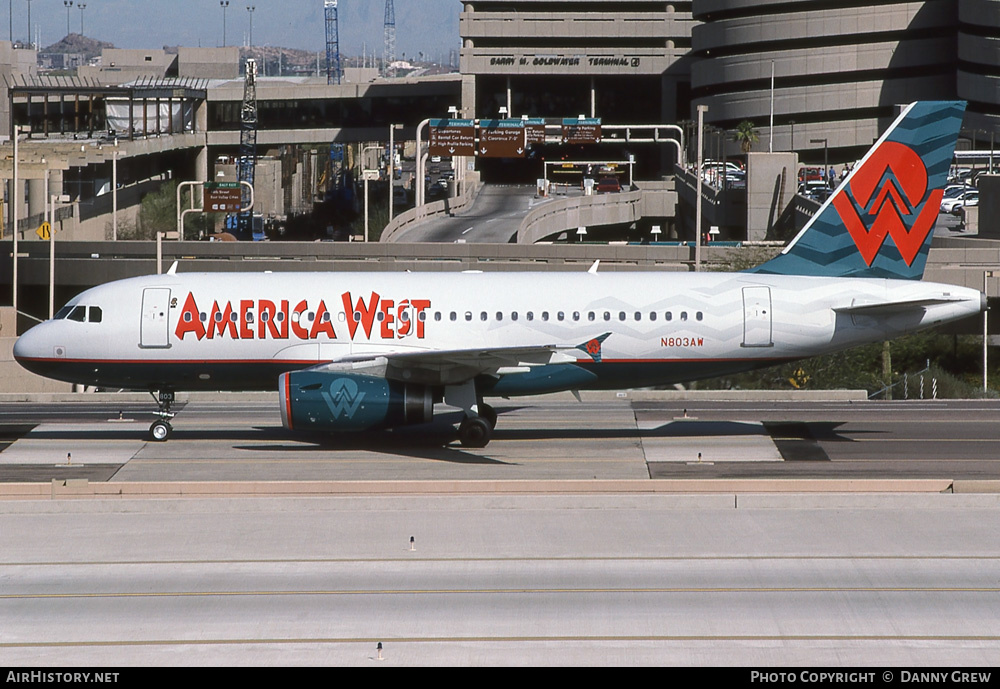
top-left (576, 332), bottom-right (611, 363)
top-left (588, 260), bottom-right (600, 274)
top-left (166, 261), bottom-right (179, 275)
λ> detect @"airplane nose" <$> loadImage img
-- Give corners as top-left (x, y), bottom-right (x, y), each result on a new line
top-left (13, 324), bottom-right (50, 365)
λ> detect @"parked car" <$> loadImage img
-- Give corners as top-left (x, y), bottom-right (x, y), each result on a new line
top-left (799, 181), bottom-right (832, 201)
top-left (798, 166), bottom-right (824, 183)
top-left (940, 190), bottom-right (978, 214)
top-left (943, 184), bottom-right (975, 199)
top-left (702, 161), bottom-right (742, 186)
top-left (596, 176), bottom-right (622, 193)
top-left (948, 167), bottom-right (972, 185)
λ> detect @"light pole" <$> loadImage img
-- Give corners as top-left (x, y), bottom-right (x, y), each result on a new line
top-left (63, 1), bottom-right (72, 35)
top-left (388, 123), bottom-right (402, 221)
top-left (362, 145), bottom-right (382, 243)
top-left (414, 117), bottom-right (431, 208)
top-left (695, 104), bottom-right (707, 271)
top-left (220, 1), bottom-right (229, 47)
top-left (811, 137), bottom-right (829, 188)
top-left (788, 120), bottom-right (795, 152)
top-left (985, 270), bottom-right (996, 392)
top-left (25, 0), bottom-right (31, 47)
top-left (11, 125), bottom-right (26, 320)
top-left (78, 3), bottom-right (86, 36)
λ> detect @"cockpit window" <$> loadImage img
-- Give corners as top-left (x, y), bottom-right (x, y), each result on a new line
top-left (56, 304), bottom-right (102, 323)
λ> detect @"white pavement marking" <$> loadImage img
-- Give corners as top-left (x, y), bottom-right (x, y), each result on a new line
top-left (0, 423), bottom-right (148, 465)
top-left (636, 418), bottom-right (784, 463)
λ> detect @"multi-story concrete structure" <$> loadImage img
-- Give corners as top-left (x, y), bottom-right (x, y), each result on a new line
top-left (460, 1), bottom-right (694, 123)
top-left (959, 0), bottom-right (1000, 133)
top-left (464, 0), bottom-right (1000, 164)
top-left (691, 0), bottom-right (959, 161)
top-left (0, 42), bottom-right (38, 139)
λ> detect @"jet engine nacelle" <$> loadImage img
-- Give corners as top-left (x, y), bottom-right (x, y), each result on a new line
top-left (279, 371), bottom-right (435, 432)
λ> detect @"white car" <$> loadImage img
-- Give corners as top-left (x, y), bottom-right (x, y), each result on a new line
top-left (940, 190), bottom-right (978, 214)
top-left (943, 184), bottom-right (975, 199)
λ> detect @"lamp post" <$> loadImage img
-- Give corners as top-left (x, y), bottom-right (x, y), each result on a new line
top-left (789, 120), bottom-right (795, 152)
top-left (388, 123), bottom-right (402, 221)
top-left (362, 145), bottom-right (382, 243)
top-left (77, 3), bottom-right (86, 36)
top-left (11, 126), bottom-right (19, 317)
top-left (985, 270), bottom-right (996, 392)
top-left (220, 1), bottom-right (229, 47)
top-left (63, 1), bottom-right (72, 36)
top-left (811, 137), bottom-right (829, 188)
top-left (695, 104), bottom-right (708, 272)
top-left (25, 0), bottom-right (31, 47)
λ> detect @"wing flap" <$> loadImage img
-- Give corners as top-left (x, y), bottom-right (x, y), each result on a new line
top-left (308, 336), bottom-right (610, 386)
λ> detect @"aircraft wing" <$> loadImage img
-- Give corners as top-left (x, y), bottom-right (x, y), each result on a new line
top-left (306, 334), bottom-right (611, 386)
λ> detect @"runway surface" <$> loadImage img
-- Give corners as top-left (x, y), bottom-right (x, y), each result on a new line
top-left (2, 396), bottom-right (1000, 483)
top-left (2, 493), bottom-right (999, 665)
top-left (3, 395), bottom-right (1000, 666)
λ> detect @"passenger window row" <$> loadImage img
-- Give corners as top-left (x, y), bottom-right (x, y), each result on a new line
top-left (180, 308), bottom-right (705, 327)
top-left (430, 310), bottom-right (704, 323)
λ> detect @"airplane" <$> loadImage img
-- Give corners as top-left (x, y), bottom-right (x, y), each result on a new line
top-left (13, 101), bottom-right (985, 448)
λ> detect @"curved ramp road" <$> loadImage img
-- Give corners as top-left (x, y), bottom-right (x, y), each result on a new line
top-left (391, 185), bottom-right (548, 243)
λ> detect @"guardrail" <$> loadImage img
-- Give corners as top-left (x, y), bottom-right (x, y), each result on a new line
top-left (517, 189), bottom-right (644, 244)
top-left (381, 173), bottom-right (483, 243)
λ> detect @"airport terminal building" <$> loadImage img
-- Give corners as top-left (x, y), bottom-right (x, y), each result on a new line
top-left (459, 1), bottom-right (694, 125)
top-left (461, 0), bottom-right (1000, 164)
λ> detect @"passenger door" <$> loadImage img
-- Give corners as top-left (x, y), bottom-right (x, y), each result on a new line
top-left (742, 286), bottom-right (773, 348)
top-left (140, 288), bottom-right (172, 349)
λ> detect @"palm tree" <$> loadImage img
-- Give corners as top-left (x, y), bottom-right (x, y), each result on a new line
top-left (734, 120), bottom-right (759, 154)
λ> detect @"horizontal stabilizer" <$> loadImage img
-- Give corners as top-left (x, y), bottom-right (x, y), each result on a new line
top-left (833, 296), bottom-right (970, 315)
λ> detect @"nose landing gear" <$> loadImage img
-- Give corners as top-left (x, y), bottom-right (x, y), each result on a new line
top-left (148, 390), bottom-right (176, 442)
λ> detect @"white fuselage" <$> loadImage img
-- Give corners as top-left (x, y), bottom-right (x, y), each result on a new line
top-left (13, 270), bottom-right (984, 394)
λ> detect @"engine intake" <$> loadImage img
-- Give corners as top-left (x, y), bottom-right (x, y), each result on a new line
top-left (279, 371), bottom-right (434, 432)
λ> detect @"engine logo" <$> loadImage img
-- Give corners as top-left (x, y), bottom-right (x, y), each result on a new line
top-left (321, 378), bottom-right (366, 419)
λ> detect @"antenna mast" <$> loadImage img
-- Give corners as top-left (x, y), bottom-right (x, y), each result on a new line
top-left (324, 0), bottom-right (341, 85)
top-left (237, 58), bottom-right (258, 239)
top-left (384, 0), bottom-right (396, 78)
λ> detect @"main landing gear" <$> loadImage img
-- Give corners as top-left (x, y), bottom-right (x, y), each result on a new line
top-left (148, 390), bottom-right (175, 442)
top-left (447, 382), bottom-right (496, 448)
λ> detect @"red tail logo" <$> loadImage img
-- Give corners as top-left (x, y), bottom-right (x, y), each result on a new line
top-left (831, 141), bottom-right (942, 266)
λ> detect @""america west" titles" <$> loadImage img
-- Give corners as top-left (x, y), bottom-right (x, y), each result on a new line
top-left (174, 292), bottom-right (432, 342)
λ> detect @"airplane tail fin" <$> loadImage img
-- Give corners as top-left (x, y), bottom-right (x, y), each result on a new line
top-left (750, 101), bottom-right (966, 280)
